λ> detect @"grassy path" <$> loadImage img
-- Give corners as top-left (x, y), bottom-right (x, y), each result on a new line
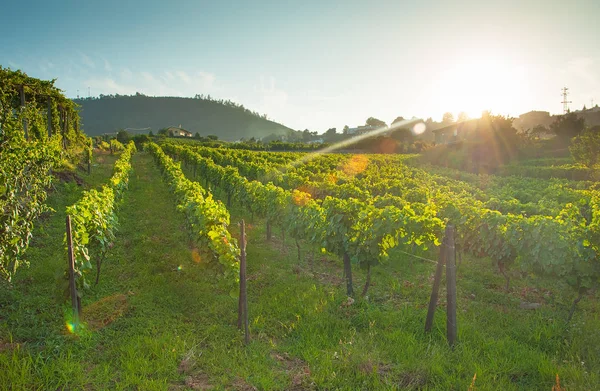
top-left (2, 151), bottom-right (600, 390)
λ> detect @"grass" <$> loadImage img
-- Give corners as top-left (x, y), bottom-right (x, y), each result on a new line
top-left (0, 151), bottom-right (599, 390)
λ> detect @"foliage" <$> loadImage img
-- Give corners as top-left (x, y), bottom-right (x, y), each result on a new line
top-left (4, 151), bottom-right (599, 389)
top-left (98, 140), bottom-right (110, 151)
top-left (72, 94), bottom-right (294, 140)
top-left (169, 142), bottom-right (600, 302)
top-left (0, 67), bottom-right (86, 282)
top-left (116, 130), bottom-right (130, 144)
top-left (110, 139), bottom-right (124, 154)
top-left (442, 112), bottom-right (455, 124)
top-left (131, 134), bottom-right (150, 149)
top-left (0, 135), bottom-right (61, 281)
top-left (146, 142), bottom-right (240, 293)
top-left (365, 117), bottom-right (387, 128)
top-left (551, 112), bottom-right (585, 141)
top-left (570, 130), bottom-right (600, 169)
top-left (162, 142), bottom-right (445, 296)
top-left (66, 141), bottom-right (136, 291)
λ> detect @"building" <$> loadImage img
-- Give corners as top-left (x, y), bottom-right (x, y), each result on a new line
top-left (512, 111), bottom-right (553, 132)
top-left (346, 125), bottom-right (379, 135)
top-left (431, 119), bottom-right (478, 144)
top-left (166, 125), bottom-right (193, 137)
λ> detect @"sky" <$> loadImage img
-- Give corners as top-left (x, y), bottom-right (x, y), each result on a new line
top-left (1, 0), bottom-right (599, 131)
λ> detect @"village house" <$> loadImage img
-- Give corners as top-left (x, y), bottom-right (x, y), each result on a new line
top-left (166, 125), bottom-right (193, 137)
top-left (431, 119), bottom-right (478, 144)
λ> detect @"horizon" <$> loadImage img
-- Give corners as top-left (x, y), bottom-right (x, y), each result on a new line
top-left (1, 0), bottom-right (598, 131)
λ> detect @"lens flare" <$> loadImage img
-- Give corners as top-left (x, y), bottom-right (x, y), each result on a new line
top-left (341, 154), bottom-right (369, 176)
top-left (412, 122), bottom-right (426, 135)
top-left (177, 265), bottom-right (183, 271)
top-left (191, 248), bottom-right (202, 263)
top-left (292, 189), bottom-right (311, 206)
top-left (66, 321), bottom-right (76, 333)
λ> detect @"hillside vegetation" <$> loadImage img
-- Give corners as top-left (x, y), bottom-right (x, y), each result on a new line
top-left (74, 94), bottom-right (296, 140)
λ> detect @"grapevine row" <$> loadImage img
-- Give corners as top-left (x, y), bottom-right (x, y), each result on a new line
top-left (65, 141), bottom-right (137, 291)
top-left (168, 142), bottom-right (600, 307)
top-left (146, 142), bottom-right (240, 294)
top-left (0, 68), bottom-right (89, 282)
top-left (162, 142), bottom-right (444, 296)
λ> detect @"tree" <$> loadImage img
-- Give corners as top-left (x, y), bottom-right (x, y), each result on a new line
top-left (366, 117), bottom-right (387, 128)
top-left (302, 129), bottom-right (311, 142)
top-left (158, 128), bottom-right (168, 136)
top-left (391, 116), bottom-right (405, 126)
top-left (391, 127), bottom-right (413, 143)
top-left (457, 112), bottom-right (469, 123)
top-left (116, 130), bottom-right (130, 144)
top-left (132, 134), bottom-right (149, 148)
top-left (343, 125), bottom-right (349, 134)
top-left (207, 135), bottom-right (218, 141)
top-left (570, 131), bottom-right (600, 168)
top-left (550, 112), bottom-right (585, 141)
top-left (324, 128), bottom-right (337, 137)
top-left (194, 132), bottom-right (201, 139)
top-left (442, 112), bottom-right (455, 124)
top-left (528, 125), bottom-right (549, 139)
top-left (148, 131), bottom-right (154, 137)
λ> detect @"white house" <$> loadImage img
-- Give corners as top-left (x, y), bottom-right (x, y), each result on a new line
top-left (166, 125), bottom-right (193, 137)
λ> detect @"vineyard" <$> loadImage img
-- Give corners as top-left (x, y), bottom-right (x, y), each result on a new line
top-left (1, 71), bottom-right (600, 391)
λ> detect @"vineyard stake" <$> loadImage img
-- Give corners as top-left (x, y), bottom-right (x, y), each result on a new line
top-left (66, 216), bottom-right (79, 325)
top-left (446, 224), bottom-right (457, 347)
top-left (47, 97), bottom-right (52, 138)
top-left (425, 229), bottom-right (447, 333)
top-left (20, 85), bottom-right (28, 140)
top-left (238, 220), bottom-right (249, 344)
top-left (87, 148), bottom-right (92, 175)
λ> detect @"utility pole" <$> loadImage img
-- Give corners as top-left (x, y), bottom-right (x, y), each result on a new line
top-left (561, 87), bottom-right (572, 114)
top-left (88, 87), bottom-right (91, 98)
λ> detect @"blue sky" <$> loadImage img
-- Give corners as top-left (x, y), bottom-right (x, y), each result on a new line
top-left (1, 0), bottom-right (599, 131)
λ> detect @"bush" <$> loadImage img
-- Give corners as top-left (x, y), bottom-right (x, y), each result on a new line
top-left (570, 131), bottom-right (600, 168)
top-left (98, 141), bottom-right (110, 151)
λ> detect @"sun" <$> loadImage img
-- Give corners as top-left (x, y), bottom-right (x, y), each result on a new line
top-left (433, 55), bottom-right (528, 119)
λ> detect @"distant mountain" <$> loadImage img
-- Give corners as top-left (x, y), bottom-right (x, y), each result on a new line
top-left (74, 94), bottom-right (296, 140)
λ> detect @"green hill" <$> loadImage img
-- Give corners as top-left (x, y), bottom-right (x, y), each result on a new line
top-left (73, 94), bottom-right (296, 140)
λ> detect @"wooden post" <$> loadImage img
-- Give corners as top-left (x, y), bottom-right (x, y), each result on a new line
top-left (47, 97), bottom-right (52, 138)
top-left (20, 85), bottom-right (28, 140)
top-left (59, 107), bottom-right (66, 149)
top-left (64, 111), bottom-right (69, 146)
top-left (446, 224), bottom-right (457, 347)
top-left (237, 220), bottom-right (249, 344)
top-left (343, 252), bottom-right (354, 297)
top-left (66, 216), bottom-right (79, 324)
top-left (425, 230), bottom-right (447, 333)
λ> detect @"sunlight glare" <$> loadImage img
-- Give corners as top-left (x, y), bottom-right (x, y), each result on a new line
top-left (412, 122), bottom-right (426, 135)
top-left (434, 55), bottom-right (528, 118)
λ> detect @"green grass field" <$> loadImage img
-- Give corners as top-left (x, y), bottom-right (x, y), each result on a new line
top-left (1, 152), bottom-right (599, 390)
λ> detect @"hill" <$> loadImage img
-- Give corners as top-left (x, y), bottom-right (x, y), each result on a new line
top-left (73, 94), bottom-right (296, 140)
